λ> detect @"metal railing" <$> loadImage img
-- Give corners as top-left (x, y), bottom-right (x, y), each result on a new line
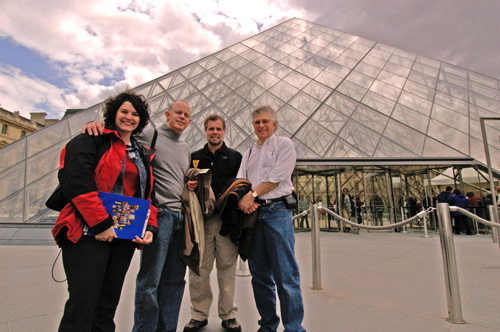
top-left (298, 202), bottom-right (500, 324)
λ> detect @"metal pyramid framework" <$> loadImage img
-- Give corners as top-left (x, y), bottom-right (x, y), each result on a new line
top-left (2, 17), bottom-right (500, 223)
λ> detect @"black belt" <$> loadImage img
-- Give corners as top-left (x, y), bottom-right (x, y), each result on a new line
top-left (256, 196), bottom-right (285, 206)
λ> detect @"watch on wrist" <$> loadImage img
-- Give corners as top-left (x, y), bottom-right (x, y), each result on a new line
top-left (251, 189), bottom-right (258, 198)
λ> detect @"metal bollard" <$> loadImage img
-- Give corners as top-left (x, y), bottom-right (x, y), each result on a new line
top-left (311, 204), bottom-right (322, 290)
top-left (488, 205), bottom-right (499, 243)
top-left (400, 207), bottom-right (408, 233)
top-left (420, 207), bottom-right (431, 238)
top-left (437, 203), bottom-right (464, 324)
top-left (236, 257), bottom-right (251, 277)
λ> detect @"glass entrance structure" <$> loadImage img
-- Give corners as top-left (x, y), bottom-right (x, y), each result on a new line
top-left (1, 18), bottom-right (500, 226)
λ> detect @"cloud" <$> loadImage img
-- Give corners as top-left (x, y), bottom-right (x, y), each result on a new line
top-left (0, 0), bottom-right (304, 118)
top-left (1, 0), bottom-right (499, 119)
top-left (0, 65), bottom-right (67, 118)
top-left (0, 0), bottom-right (226, 117)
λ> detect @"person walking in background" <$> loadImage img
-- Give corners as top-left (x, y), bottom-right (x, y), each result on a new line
top-left (356, 196), bottom-right (364, 224)
top-left (183, 114), bottom-right (242, 332)
top-left (437, 186), bottom-right (453, 203)
top-left (298, 194), bottom-right (309, 228)
top-left (449, 189), bottom-right (471, 235)
top-left (237, 105), bottom-right (306, 332)
top-left (55, 90), bottom-right (157, 332)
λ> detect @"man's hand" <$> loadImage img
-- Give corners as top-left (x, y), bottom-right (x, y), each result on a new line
top-left (238, 191), bottom-right (260, 214)
top-left (95, 226), bottom-right (117, 242)
top-left (82, 121), bottom-right (105, 135)
top-left (133, 231), bottom-right (153, 245)
top-left (187, 178), bottom-right (198, 191)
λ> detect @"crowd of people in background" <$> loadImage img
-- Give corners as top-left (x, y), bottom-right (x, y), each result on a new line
top-left (294, 184), bottom-right (500, 236)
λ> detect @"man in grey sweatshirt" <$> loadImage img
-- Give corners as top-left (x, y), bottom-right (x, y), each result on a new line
top-left (83, 100), bottom-right (192, 332)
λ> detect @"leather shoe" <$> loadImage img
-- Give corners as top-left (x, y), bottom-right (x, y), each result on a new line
top-left (257, 327), bottom-right (276, 332)
top-left (222, 318), bottom-right (241, 332)
top-left (183, 319), bottom-right (208, 332)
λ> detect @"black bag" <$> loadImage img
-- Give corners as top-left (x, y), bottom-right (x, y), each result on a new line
top-left (46, 185), bottom-right (67, 211)
top-left (283, 191), bottom-right (298, 210)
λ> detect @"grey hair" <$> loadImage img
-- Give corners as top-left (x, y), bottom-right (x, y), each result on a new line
top-left (251, 105), bottom-right (278, 127)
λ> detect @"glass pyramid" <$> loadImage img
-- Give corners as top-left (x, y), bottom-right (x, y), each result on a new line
top-left (2, 17), bottom-right (500, 224)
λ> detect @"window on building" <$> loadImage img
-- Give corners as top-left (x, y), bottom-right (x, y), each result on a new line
top-left (20, 131), bottom-right (26, 138)
top-left (1, 124), bottom-right (7, 134)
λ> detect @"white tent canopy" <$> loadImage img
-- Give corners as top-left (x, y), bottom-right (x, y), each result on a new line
top-left (430, 167), bottom-right (488, 186)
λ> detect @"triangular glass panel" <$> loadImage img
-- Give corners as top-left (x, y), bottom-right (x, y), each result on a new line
top-left (269, 80), bottom-right (300, 103)
top-left (201, 81), bottom-right (231, 103)
top-left (427, 118), bottom-right (469, 154)
top-left (339, 119), bottom-right (381, 156)
top-left (235, 81), bottom-right (265, 102)
top-left (311, 104), bottom-right (349, 135)
top-left (276, 104), bottom-right (308, 135)
top-left (422, 136), bottom-right (468, 157)
top-left (288, 91), bottom-right (321, 117)
top-left (198, 56), bottom-right (222, 70)
top-left (191, 71), bottom-right (218, 90)
top-left (351, 104), bottom-right (389, 134)
top-left (374, 137), bottom-right (419, 158)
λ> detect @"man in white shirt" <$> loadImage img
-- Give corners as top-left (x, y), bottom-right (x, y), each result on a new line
top-left (237, 105), bottom-right (306, 332)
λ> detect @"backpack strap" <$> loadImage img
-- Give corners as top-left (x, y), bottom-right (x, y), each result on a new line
top-left (150, 128), bottom-right (158, 150)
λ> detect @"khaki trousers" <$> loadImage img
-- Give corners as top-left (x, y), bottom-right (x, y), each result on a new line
top-left (188, 213), bottom-right (238, 321)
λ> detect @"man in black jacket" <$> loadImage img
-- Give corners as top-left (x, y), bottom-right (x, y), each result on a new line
top-left (183, 114), bottom-right (242, 332)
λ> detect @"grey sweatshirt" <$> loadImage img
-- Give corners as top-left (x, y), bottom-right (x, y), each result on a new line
top-left (138, 123), bottom-right (190, 211)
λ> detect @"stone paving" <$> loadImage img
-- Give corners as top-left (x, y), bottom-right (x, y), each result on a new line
top-left (1, 228), bottom-right (500, 332)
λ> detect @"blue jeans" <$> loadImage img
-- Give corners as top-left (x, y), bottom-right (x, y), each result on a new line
top-left (133, 208), bottom-right (186, 332)
top-left (248, 201), bottom-right (306, 332)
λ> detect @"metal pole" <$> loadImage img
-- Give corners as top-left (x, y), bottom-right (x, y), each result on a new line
top-left (336, 173), bottom-right (343, 233)
top-left (473, 207), bottom-right (480, 236)
top-left (480, 118), bottom-right (500, 231)
top-left (437, 203), bottom-right (464, 324)
top-left (421, 206), bottom-right (431, 238)
top-left (311, 204), bottom-right (322, 290)
top-left (488, 205), bottom-right (499, 243)
top-left (236, 257), bottom-right (251, 277)
top-left (400, 207), bottom-right (408, 233)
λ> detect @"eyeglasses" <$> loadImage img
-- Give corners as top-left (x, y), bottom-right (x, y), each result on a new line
top-left (253, 119), bottom-right (273, 125)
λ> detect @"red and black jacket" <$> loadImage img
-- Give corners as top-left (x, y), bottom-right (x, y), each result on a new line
top-left (52, 129), bottom-right (157, 245)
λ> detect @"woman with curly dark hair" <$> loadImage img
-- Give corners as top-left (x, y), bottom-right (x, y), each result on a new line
top-left (52, 90), bottom-right (158, 332)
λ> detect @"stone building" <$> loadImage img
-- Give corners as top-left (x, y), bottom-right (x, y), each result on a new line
top-left (0, 107), bottom-right (58, 148)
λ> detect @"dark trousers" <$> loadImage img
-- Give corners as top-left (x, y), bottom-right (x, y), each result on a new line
top-left (58, 235), bottom-right (136, 332)
top-left (300, 215), bottom-right (309, 228)
top-left (454, 215), bottom-right (473, 235)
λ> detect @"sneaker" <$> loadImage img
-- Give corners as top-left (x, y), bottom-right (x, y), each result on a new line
top-left (221, 318), bottom-right (242, 332)
top-left (183, 319), bottom-right (208, 332)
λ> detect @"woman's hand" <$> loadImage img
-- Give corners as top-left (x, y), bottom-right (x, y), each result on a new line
top-left (95, 226), bottom-right (117, 242)
top-left (133, 231), bottom-right (153, 245)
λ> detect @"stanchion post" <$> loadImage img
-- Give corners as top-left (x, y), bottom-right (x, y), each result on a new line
top-left (473, 208), bottom-right (480, 235)
top-left (421, 207), bottom-right (431, 238)
top-left (311, 204), bottom-right (322, 290)
top-left (236, 257), bottom-right (251, 277)
top-left (488, 205), bottom-right (499, 243)
top-left (400, 207), bottom-right (408, 233)
top-left (437, 203), bottom-right (464, 324)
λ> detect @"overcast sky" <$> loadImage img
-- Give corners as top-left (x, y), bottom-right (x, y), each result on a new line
top-left (1, 0), bottom-right (499, 119)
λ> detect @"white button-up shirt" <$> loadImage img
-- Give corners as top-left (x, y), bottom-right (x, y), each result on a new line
top-left (237, 134), bottom-right (296, 200)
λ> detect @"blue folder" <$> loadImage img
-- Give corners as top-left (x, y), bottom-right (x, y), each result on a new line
top-left (83, 192), bottom-right (151, 240)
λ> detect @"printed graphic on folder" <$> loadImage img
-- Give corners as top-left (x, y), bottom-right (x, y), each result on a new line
top-left (83, 192), bottom-right (151, 240)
